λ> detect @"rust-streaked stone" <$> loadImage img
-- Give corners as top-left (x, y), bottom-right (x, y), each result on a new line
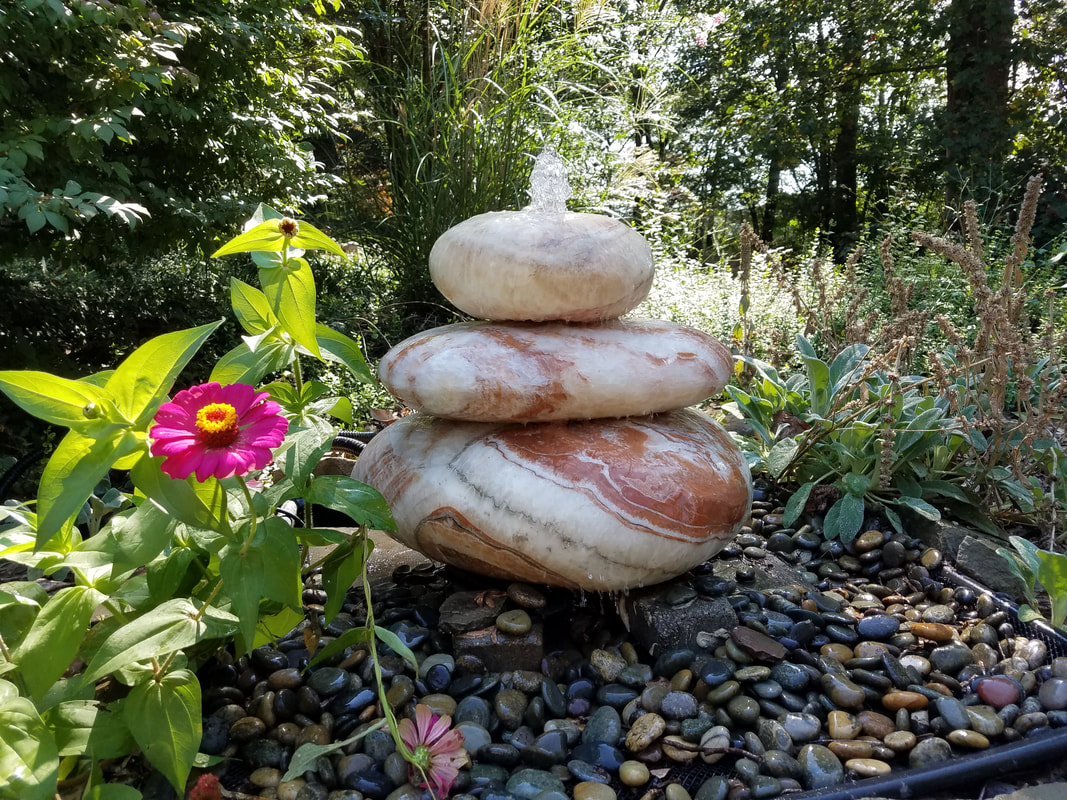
top-left (379, 319), bottom-right (732, 423)
top-left (352, 408), bottom-right (752, 591)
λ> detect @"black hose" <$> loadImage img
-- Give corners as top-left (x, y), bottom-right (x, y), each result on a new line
top-left (788, 727), bottom-right (1067, 800)
top-left (0, 446), bottom-right (46, 500)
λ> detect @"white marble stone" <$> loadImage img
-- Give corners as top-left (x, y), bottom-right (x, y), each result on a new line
top-left (428, 210), bottom-right (654, 322)
top-left (379, 319), bottom-right (733, 423)
top-left (352, 409), bottom-right (752, 591)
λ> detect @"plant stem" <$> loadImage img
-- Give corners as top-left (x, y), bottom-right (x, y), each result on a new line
top-left (237, 476), bottom-right (258, 556)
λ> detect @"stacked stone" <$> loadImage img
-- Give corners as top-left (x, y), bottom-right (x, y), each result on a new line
top-left (352, 209), bottom-right (752, 591)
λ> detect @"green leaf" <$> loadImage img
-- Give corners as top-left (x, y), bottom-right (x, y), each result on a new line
top-left (213, 217), bottom-right (346, 260)
top-left (131, 458), bottom-right (227, 532)
top-left (44, 700), bottom-right (136, 759)
top-left (305, 475), bottom-right (397, 531)
top-left (210, 339), bottom-right (293, 386)
top-left (823, 493), bottom-right (865, 543)
top-left (783, 481), bottom-right (817, 527)
top-left (306, 625), bottom-right (372, 670)
top-left (81, 599), bottom-right (237, 685)
top-left (828, 343), bottom-right (869, 394)
top-left (0, 371), bottom-right (110, 430)
top-left (320, 537), bottom-right (371, 623)
top-left (316, 324), bottom-right (373, 382)
top-left (13, 586), bottom-right (105, 701)
top-left (254, 607), bottom-right (307, 650)
top-left (1017, 604), bottom-right (1045, 624)
top-left (277, 416), bottom-right (336, 492)
top-left (36, 428), bottom-right (143, 548)
top-left (105, 322), bottom-right (221, 428)
top-left (219, 517), bottom-right (301, 650)
top-left (374, 625), bottom-right (418, 672)
top-left (765, 438), bottom-right (798, 480)
top-left (260, 257), bottom-right (320, 358)
top-left (920, 480), bottom-right (971, 504)
top-left (1035, 549), bottom-right (1067, 628)
top-left (282, 719), bottom-right (386, 783)
top-left (82, 785), bottom-right (142, 800)
top-left (842, 471), bottom-right (870, 497)
top-left (0, 681), bottom-right (59, 800)
top-left (892, 494), bottom-right (941, 522)
top-left (126, 669), bottom-right (200, 795)
top-left (75, 502), bottom-right (177, 579)
top-left (230, 277), bottom-right (279, 335)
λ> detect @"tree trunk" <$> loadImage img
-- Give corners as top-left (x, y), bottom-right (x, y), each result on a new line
top-left (944, 0), bottom-right (1014, 209)
top-left (831, 0), bottom-right (863, 261)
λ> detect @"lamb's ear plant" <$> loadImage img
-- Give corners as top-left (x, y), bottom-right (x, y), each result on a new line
top-left (0, 205), bottom-right (429, 800)
top-left (998, 535), bottom-right (1067, 630)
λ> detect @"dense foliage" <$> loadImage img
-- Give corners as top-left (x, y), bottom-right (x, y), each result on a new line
top-left (0, 0), bottom-right (359, 264)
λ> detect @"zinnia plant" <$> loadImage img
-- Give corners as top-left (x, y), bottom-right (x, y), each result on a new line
top-left (0, 204), bottom-right (404, 800)
top-left (150, 382), bottom-right (288, 481)
top-left (398, 704), bottom-right (467, 795)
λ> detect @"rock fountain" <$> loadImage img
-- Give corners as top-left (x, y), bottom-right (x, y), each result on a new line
top-left (353, 151), bottom-right (752, 591)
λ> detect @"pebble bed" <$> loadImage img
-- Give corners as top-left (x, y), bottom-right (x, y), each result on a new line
top-left (197, 493), bottom-right (1067, 800)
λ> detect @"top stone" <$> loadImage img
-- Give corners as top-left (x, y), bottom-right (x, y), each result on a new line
top-left (429, 210), bottom-right (655, 322)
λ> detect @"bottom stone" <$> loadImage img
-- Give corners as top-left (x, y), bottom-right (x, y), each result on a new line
top-left (351, 408), bottom-right (752, 591)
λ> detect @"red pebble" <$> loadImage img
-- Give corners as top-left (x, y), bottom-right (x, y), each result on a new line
top-left (976, 676), bottom-right (1022, 709)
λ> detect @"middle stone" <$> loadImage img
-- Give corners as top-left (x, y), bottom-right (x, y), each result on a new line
top-left (379, 319), bottom-right (733, 423)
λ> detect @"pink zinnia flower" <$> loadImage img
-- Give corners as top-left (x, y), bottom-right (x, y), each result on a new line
top-left (398, 704), bottom-right (466, 795)
top-left (150, 382), bottom-right (288, 482)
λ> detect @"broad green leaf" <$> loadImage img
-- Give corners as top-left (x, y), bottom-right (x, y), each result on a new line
top-left (131, 458), bottom-right (227, 532)
top-left (315, 324), bottom-right (373, 382)
top-left (36, 428), bottom-right (143, 548)
top-left (823, 493), bottom-right (865, 543)
top-left (766, 438), bottom-right (798, 480)
top-left (81, 599), bottom-right (237, 685)
top-left (296, 527), bottom-right (350, 547)
top-left (260, 257), bottom-right (320, 357)
top-left (1035, 549), bottom-right (1067, 628)
top-left (278, 416), bottom-right (336, 491)
top-left (920, 480), bottom-right (971, 504)
top-left (305, 475), bottom-right (396, 532)
top-left (210, 339), bottom-right (293, 386)
top-left (105, 322), bottom-right (221, 428)
top-left (842, 472), bottom-right (870, 497)
top-left (1009, 535), bottom-right (1042, 575)
top-left (374, 625), bottom-right (418, 672)
top-left (783, 481), bottom-right (817, 527)
top-left (254, 607), bottom-right (306, 650)
top-left (13, 586), bottom-right (105, 700)
top-left (126, 669), bottom-right (200, 795)
top-left (0, 582), bottom-right (45, 648)
top-left (75, 502), bottom-right (177, 579)
top-left (998, 547), bottom-right (1038, 605)
top-left (213, 217), bottom-right (346, 259)
top-left (320, 537), bottom-right (371, 623)
top-left (0, 682), bottom-right (59, 800)
top-left (1017, 604), bottom-right (1045, 624)
top-left (892, 494), bottom-right (941, 522)
top-left (0, 371), bottom-right (110, 430)
top-left (219, 517), bottom-right (301, 650)
top-left (827, 343), bottom-right (869, 395)
top-left (44, 700), bottom-right (136, 759)
top-left (146, 547), bottom-right (204, 606)
top-left (230, 277), bottom-right (279, 335)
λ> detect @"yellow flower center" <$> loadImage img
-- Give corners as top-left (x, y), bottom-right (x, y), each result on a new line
top-left (196, 402), bottom-right (240, 447)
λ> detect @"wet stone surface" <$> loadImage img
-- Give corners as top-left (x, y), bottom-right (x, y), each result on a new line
top-left (196, 494), bottom-right (1067, 800)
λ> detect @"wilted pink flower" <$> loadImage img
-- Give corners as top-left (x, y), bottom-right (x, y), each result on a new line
top-left (398, 704), bottom-right (466, 795)
top-left (150, 382), bottom-right (288, 482)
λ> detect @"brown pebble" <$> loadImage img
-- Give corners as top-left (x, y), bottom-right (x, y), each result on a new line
top-left (250, 767), bottom-right (283, 788)
top-left (821, 643), bottom-right (855, 663)
top-left (947, 729), bottom-right (990, 749)
top-left (857, 710), bottom-right (896, 739)
top-left (661, 734), bottom-right (699, 762)
top-left (884, 730), bottom-right (916, 751)
top-left (882, 691), bottom-right (929, 711)
top-left (574, 782), bottom-right (618, 800)
top-left (846, 758), bottom-right (892, 778)
top-left (828, 740), bottom-right (873, 760)
top-left (910, 622), bottom-right (955, 642)
top-left (827, 710), bottom-right (862, 739)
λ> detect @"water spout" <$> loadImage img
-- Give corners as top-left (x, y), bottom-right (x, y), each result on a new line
top-left (525, 148), bottom-right (570, 213)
